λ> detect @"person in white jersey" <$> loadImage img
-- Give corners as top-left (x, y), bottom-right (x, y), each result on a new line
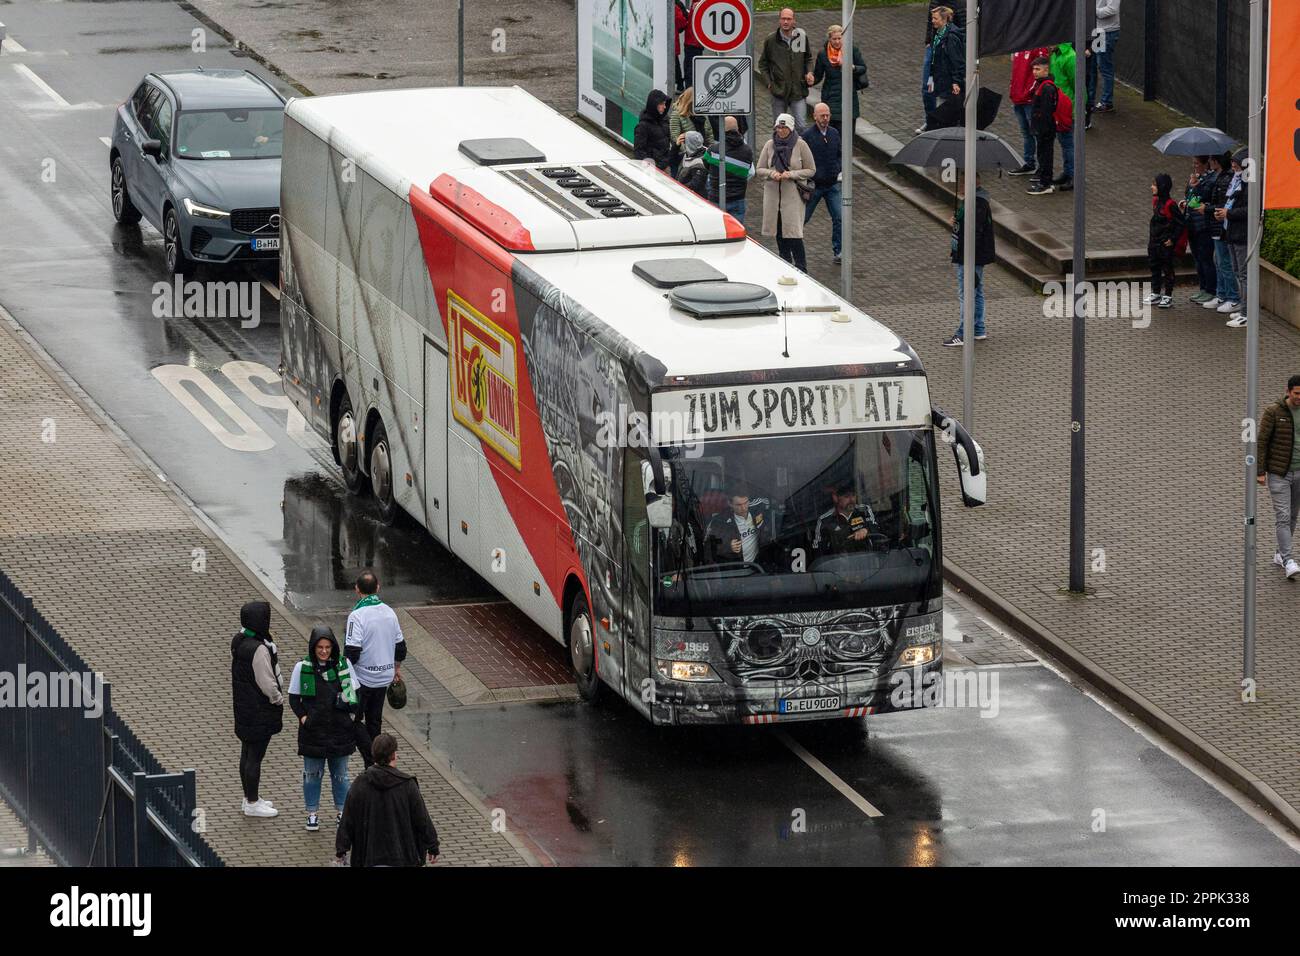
top-left (344, 570), bottom-right (406, 767)
top-left (705, 490), bottom-right (772, 566)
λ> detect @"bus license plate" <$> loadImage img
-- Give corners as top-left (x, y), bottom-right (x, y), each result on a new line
top-left (779, 696), bottom-right (840, 714)
top-left (250, 237), bottom-right (280, 252)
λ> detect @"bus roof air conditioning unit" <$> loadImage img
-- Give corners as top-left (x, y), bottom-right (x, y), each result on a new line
top-left (668, 281), bottom-right (779, 319)
top-left (458, 137), bottom-right (546, 166)
top-left (633, 259), bottom-right (727, 288)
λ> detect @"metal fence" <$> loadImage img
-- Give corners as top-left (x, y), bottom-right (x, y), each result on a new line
top-left (0, 567), bottom-right (224, 867)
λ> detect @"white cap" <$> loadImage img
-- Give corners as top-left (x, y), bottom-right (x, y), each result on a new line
top-left (774, 113), bottom-right (796, 130)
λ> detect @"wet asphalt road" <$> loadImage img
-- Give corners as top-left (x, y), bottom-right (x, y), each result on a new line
top-left (2, 1), bottom-right (1299, 867)
top-left (0, 0), bottom-right (494, 612)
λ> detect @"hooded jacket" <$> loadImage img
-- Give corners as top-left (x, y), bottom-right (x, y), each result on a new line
top-left (231, 601), bottom-right (284, 743)
top-left (706, 129), bottom-right (755, 203)
top-left (1224, 161), bottom-right (1250, 245)
top-left (633, 90), bottom-right (673, 170)
top-left (336, 764), bottom-right (440, 867)
top-left (929, 24), bottom-right (966, 100)
top-left (1150, 174), bottom-right (1183, 247)
top-left (289, 626), bottom-right (360, 760)
top-left (1010, 48), bottom-right (1052, 105)
top-left (950, 186), bottom-right (997, 266)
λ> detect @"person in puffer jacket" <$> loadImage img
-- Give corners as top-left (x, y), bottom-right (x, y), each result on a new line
top-left (289, 625), bottom-right (360, 832)
top-left (231, 600), bottom-right (284, 818)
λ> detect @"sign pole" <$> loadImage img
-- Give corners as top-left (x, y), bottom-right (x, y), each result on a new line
top-left (457, 0), bottom-right (465, 86)
top-left (841, 1), bottom-right (853, 299)
top-left (720, 118), bottom-right (728, 210)
top-left (1068, 0), bottom-right (1089, 592)
top-left (961, 3), bottom-right (977, 430)
top-left (1243, 0), bottom-right (1265, 684)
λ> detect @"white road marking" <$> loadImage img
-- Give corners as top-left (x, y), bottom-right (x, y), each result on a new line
top-left (13, 63), bottom-right (69, 107)
top-left (259, 278), bottom-right (280, 301)
top-left (151, 364), bottom-right (276, 452)
top-left (1, 33), bottom-right (27, 54)
top-left (99, 136), bottom-right (111, 147)
top-left (221, 360), bottom-right (317, 451)
top-left (777, 731), bottom-right (884, 818)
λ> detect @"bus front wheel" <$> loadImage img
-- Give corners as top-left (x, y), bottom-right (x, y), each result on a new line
top-left (335, 393), bottom-right (369, 496)
top-left (368, 418), bottom-right (399, 526)
top-left (568, 593), bottom-right (604, 703)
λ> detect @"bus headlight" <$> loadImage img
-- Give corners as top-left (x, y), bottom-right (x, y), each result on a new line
top-left (897, 644), bottom-right (937, 667)
top-left (656, 660), bottom-right (721, 682)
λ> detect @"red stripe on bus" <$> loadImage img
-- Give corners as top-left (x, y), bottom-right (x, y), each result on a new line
top-left (430, 174), bottom-right (535, 251)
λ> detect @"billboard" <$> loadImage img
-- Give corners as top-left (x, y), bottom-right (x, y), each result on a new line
top-left (578, 0), bottom-right (671, 146)
top-left (1265, 0), bottom-right (1300, 210)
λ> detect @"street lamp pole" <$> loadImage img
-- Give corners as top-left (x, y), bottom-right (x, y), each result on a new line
top-left (841, 1), bottom-right (854, 300)
top-left (457, 0), bottom-right (465, 86)
top-left (961, 1), bottom-right (977, 430)
top-left (1067, 0), bottom-right (1089, 592)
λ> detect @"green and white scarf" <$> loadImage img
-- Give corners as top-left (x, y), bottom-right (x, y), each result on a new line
top-left (353, 595), bottom-right (383, 610)
top-left (299, 654), bottom-right (358, 705)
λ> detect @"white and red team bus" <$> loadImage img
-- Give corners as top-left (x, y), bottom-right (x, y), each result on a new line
top-left (279, 86), bottom-right (986, 726)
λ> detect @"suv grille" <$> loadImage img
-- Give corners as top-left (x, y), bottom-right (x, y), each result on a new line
top-left (231, 208), bottom-right (280, 235)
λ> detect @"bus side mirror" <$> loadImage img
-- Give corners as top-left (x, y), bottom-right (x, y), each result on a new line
top-left (933, 407), bottom-right (987, 508)
top-left (646, 493), bottom-right (674, 529)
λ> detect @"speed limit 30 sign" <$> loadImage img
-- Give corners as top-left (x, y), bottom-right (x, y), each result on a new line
top-left (691, 0), bottom-right (752, 53)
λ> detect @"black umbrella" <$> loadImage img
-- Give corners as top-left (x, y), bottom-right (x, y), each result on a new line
top-left (924, 87), bottom-right (1004, 132)
top-left (1152, 126), bottom-right (1238, 156)
top-left (891, 127), bottom-right (1022, 173)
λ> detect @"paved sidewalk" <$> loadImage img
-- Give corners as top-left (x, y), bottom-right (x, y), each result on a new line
top-left (0, 796), bottom-right (53, 867)
top-left (0, 311), bottom-right (531, 866)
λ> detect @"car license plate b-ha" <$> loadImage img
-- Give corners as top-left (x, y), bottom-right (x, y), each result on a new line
top-left (779, 696), bottom-right (840, 714)
top-left (251, 237), bottom-right (280, 251)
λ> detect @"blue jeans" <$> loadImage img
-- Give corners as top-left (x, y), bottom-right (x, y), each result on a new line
top-left (1013, 103), bottom-right (1036, 166)
top-left (803, 182), bottom-right (842, 255)
top-left (1097, 30), bottom-right (1119, 106)
top-left (1213, 237), bottom-right (1239, 302)
top-left (1058, 128), bottom-right (1074, 179)
top-left (921, 45), bottom-right (937, 117)
top-left (955, 263), bottom-right (986, 338)
top-left (724, 197), bottom-right (746, 222)
top-left (303, 754), bottom-right (351, 812)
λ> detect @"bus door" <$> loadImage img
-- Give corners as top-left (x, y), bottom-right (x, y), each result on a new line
top-left (620, 448), bottom-right (654, 716)
top-left (422, 339), bottom-right (451, 547)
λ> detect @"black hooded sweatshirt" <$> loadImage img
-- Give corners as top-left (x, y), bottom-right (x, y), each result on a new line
top-left (1150, 174), bottom-right (1183, 247)
top-left (289, 625), bottom-right (360, 760)
top-left (633, 90), bottom-right (673, 170)
top-left (336, 764), bottom-right (440, 866)
top-left (231, 601), bottom-right (283, 742)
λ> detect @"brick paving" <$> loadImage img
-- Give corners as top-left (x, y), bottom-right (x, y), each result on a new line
top-left (0, 316), bottom-right (529, 866)
top-left (0, 796), bottom-right (53, 867)
top-left (408, 604), bottom-right (571, 689)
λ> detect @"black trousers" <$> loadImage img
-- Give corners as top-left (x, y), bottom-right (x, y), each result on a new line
top-left (1034, 128), bottom-right (1056, 185)
top-left (1149, 243), bottom-right (1175, 296)
top-left (239, 737), bottom-right (271, 802)
top-left (357, 685), bottom-right (387, 767)
top-left (775, 209), bottom-right (807, 271)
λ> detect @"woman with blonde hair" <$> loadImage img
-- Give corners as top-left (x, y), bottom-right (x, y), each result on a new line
top-left (668, 86), bottom-right (716, 175)
top-left (813, 24), bottom-right (868, 137)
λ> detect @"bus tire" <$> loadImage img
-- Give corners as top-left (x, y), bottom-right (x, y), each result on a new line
top-left (368, 418), bottom-right (399, 526)
top-left (335, 393), bottom-right (370, 496)
top-left (567, 591), bottom-right (604, 703)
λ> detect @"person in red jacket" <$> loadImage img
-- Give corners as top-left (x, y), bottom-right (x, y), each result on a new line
top-left (1026, 56), bottom-right (1059, 195)
top-left (675, 1), bottom-right (704, 93)
top-left (1008, 47), bottom-right (1052, 177)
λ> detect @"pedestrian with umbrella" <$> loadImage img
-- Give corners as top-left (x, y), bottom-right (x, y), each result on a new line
top-left (943, 172), bottom-right (996, 346)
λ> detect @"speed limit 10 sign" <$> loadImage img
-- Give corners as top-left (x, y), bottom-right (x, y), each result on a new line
top-left (691, 0), bottom-right (752, 53)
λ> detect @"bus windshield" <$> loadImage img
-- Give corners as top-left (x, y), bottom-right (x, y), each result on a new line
top-left (653, 429), bottom-right (940, 617)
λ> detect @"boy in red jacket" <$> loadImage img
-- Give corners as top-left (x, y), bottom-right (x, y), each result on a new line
top-left (1008, 47), bottom-right (1051, 177)
top-left (1026, 56), bottom-right (1059, 195)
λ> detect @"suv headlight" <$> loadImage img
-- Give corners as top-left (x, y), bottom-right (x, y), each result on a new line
top-left (183, 198), bottom-right (229, 220)
top-left (656, 659), bottom-right (721, 682)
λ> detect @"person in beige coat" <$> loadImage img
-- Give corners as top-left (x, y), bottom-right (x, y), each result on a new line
top-left (756, 113), bottom-right (816, 272)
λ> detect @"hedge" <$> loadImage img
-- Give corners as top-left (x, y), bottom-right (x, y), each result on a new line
top-left (1264, 210), bottom-right (1300, 281)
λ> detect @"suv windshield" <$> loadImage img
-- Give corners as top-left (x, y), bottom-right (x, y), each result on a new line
top-left (175, 108), bottom-right (283, 160)
top-left (653, 429), bottom-right (939, 616)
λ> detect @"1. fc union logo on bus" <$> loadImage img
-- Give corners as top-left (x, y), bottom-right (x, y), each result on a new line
top-left (449, 289), bottom-right (522, 470)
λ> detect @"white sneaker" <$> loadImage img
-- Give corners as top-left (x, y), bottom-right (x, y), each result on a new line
top-left (1274, 552), bottom-right (1286, 568)
top-left (1157, 295), bottom-right (1173, 308)
top-left (1217, 300), bottom-right (1240, 313)
top-left (1143, 292), bottom-right (1161, 304)
top-left (1226, 314), bottom-right (1247, 328)
top-left (1286, 559), bottom-right (1300, 580)
top-left (243, 799), bottom-right (278, 818)
top-left (1201, 297), bottom-right (1222, 309)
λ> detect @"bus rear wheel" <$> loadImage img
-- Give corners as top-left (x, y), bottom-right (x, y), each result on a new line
top-left (335, 393), bottom-right (369, 496)
top-left (568, 592), bottom-right (604, 703)
top-left (368, 418), bottom-right (399, 526)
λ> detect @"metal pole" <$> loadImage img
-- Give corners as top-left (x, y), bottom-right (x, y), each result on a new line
top-left (720, 119), bottom-right (727, 210)
top-left (1243, 0), bottom-right (1264, 683)
top-left (841, 1), bottom-right (853, 298)
top-left (961, 4), bottom-right (977, 429)
top-left (457, 0), bottom-right (465, 86)
top-left (1068, 0), bottom-right (1088, 592)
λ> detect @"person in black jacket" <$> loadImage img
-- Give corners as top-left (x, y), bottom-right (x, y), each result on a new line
top-left (336, 734), bottom-right (440, 867)
top-left (1202, 151), bottom-right (1240, 312)
top-left (706, 116), bottom-right (755, 221)
top-left (231, 601), bottom-right (284, 818)
top-left (927, 6), bottom-right (965, 113)
top-left (633, 89), bottom-right (672, 171)
top-left (705, 491), bottom-right (774, 566)
top-left (943, 173), bottom-right (996, 346)
top-left (1026, 56), bottom-right (1059, 195)
top-left (289, 625), bottom-right (360, 832)
top-left (801, 103), bottom-right (844, 261)
top-left (921, 1), bottom-right (965, 126)
top-left (676, 130), bottom-right (710, 198)
top-left (1218, 148), bottom-right (1251, 328)
top-left (1147, 173), bottom-right (1184, 309)
top-left (813, 23), bottom-right (867, 136)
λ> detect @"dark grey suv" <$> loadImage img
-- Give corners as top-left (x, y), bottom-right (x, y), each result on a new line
top-left (110, 69), bottom-right (285, 274)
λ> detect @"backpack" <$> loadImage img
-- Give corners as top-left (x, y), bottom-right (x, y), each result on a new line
top-left (1054, 88), bottom-right (1073, 133)
top-left (1156, 198), bottom-right (1190, 257)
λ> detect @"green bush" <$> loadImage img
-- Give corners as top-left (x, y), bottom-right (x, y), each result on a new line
top-left (1263, 210), bottom-right (1300, 280)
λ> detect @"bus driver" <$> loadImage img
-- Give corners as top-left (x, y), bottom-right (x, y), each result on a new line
top-left (813, 481), bottom-right (880, 557)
